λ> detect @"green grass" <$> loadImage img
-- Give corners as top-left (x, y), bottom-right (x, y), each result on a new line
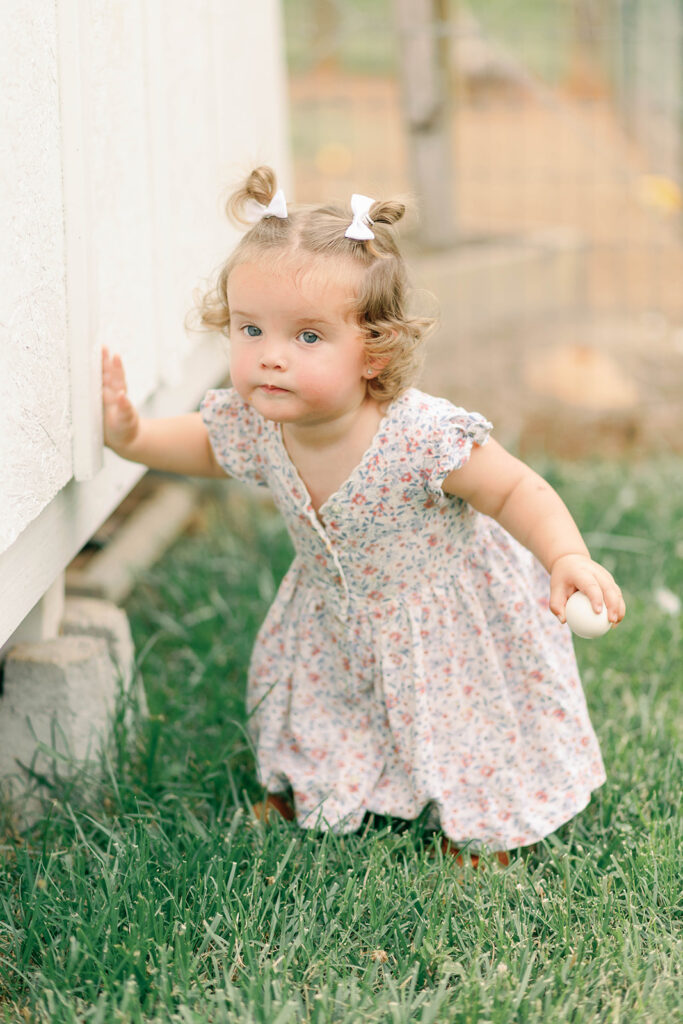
top-left (1, 460), bottom-right (681, 1022)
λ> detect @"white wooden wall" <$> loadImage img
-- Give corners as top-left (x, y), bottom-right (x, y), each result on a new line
top-left (0, 0), bottom-right (290, 647)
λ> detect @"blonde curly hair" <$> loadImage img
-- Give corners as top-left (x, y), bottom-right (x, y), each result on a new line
top-left (199, 166), bottom-right (435, 402)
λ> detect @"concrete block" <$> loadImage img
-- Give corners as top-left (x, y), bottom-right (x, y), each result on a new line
top-left (0, 636), bottom-right (115, 784)
top-left (61, 595), bottom-right (147, 717)
top-left (61, 596), bottom-right (132, 682)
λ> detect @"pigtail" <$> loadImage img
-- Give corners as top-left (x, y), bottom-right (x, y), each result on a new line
top-left (368, 198), bottom-right (406, 227)
top-left (226, 166), bottom-right (279, 226)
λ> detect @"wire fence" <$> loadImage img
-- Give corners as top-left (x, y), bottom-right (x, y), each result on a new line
top-left (282, 0), bottom-right (683, 454)
top-left (284, 0), bottom-right (682, 294)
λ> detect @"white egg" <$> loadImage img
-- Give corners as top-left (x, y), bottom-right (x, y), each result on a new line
top-left (565, 591), bottom-right (610, 639)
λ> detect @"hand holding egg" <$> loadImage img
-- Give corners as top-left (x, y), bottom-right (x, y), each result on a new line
top-left (564, 591), bottom-right (611, 639)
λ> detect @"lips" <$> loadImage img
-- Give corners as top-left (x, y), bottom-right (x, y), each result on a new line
top-left (259, 384), bottom-right (289, 394)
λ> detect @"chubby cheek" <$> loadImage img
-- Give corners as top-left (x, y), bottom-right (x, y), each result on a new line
top-left (228, 343), bottom-right (251, 396)
top-left (299, 369), bottom-right (356, 407)
top-left (299, 354), bottom-right (367, 402)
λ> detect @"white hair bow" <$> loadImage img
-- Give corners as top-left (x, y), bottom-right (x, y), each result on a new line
top-left (245, 188), bottom-right (288, 223)
top-left (345, 193), bottom-right (375, 240)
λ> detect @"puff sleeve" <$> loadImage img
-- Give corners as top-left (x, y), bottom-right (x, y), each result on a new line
top-left (425, 402), bottom-right (493, 493)
top-left (200, 388), bottom-right (268, 485)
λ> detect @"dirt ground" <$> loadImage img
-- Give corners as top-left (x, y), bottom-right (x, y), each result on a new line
top-left (288, 68), bottom-right (683, 457)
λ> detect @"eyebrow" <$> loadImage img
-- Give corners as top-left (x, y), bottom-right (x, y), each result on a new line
top-left (230, 310), bottom-right (336, 327)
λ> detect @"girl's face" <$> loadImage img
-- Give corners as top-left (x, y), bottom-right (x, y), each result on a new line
top-left (227, 259), bottom-right (374, 428)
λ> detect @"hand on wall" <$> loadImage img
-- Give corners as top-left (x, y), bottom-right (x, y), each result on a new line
top-left (101, 348), bottom-right (140, 453)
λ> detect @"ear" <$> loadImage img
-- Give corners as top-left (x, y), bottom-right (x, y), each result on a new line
top-left (363, 357), bottom-right (389, 380)
top-left (363, 342), bottom-right (391, 379)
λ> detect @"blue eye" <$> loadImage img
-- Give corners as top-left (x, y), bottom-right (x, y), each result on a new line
top-left (299, 330), bottom-right (320, 345)
top-left (243, 325), bottom-right (262, 337)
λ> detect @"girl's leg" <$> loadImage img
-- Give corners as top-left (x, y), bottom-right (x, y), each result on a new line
top-left (252, 792), bottom-right (295, 822)
top-left (441, 836), bottom-right (510, 867)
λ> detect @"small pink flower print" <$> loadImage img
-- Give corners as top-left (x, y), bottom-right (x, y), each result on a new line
top-left (481, 765), bottom-right (495, 777)
top-left (535, 791), bottom-right (548, 801)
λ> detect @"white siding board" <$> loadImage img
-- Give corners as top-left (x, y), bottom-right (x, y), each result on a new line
top-left (0, 0), bottom-right (72, 553)
top-left (56, 0), bottom-right (102, 481)
top-left (1, 0), bottom-right (289, 647)
top-left (86, 0), bottom-right (158, 405)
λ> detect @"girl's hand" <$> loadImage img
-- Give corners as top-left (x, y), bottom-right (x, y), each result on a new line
top-left (102, 347), bottom-right (139, 451)
top-left (550, 554), bottom-right (625, 626)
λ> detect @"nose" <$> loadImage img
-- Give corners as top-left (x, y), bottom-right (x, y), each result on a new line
top-left (259, 335), bottom-right (287, 370)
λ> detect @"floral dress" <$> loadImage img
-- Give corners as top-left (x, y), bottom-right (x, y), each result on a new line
top-left (201, 386), bottom-right (606, 851)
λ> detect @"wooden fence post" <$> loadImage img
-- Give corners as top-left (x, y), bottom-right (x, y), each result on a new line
top-left (394, 0), bottom-right (456, 248)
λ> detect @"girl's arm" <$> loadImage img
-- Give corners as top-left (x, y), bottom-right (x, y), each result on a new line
top-left (442, 439), bottom-right (626, 625)
top-left (102, 348), bottom-right (226, 477)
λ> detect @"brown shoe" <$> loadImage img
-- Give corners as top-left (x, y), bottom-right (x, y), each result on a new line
top-left (252, 793), bottom-right (295, 823)
top-left (441, 836), bottom-right (510, 867)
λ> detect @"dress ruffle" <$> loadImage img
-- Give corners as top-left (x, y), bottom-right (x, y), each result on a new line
top-left (426, 403), bottom-right (493, 493)
top-left (200, 388), bottom-right (267, 486)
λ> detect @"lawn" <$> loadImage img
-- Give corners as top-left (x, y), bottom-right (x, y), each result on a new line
top-left (1, 458), bottom-right (681, 1023)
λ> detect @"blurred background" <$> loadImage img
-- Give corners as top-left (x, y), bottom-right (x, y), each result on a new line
top-left (281, 0), bottom-right (683, 457)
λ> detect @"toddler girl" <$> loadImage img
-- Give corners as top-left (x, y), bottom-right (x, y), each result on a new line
top-left (102, 166), bottom-right (625, 862)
